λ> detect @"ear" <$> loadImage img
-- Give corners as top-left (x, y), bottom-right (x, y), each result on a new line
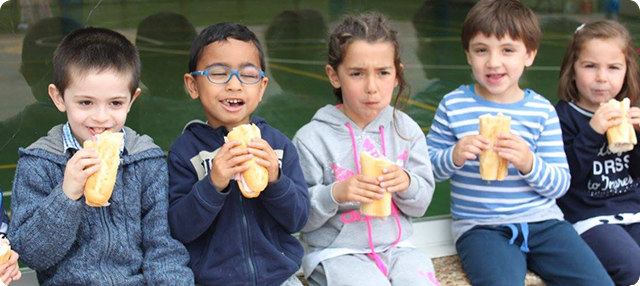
top-left (128, 88), bottom-right (142, 111)
top-left (525, 49), bottom-right (538, 67)
top-left (257, 76), bottom-right (269, 103)
top-left (325, 64), bottom-right (341, 89)
top-left (48, 84), bottom-right (66, 112)
top-left (395, 63), bottom-right (404, 88)
top-left (184, 73), bottom-right (200, 100)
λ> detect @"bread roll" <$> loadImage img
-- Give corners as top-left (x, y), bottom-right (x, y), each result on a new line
top-left (360, 152), bottom-right (394, 217)
top-left (227, 124), bottom-right (268, 198)
top-left (479, 113), bottom-right (510, 181)
top-left (605, 98), bottom-right (637, 153)
top-left (84, 131), bottom-right (123, 207)
top-left (0, 237), bottom-right (10, 264)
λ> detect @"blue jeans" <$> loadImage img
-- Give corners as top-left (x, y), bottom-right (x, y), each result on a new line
top-left (582, 223), bottom-right (640, 286)
top-left (456, 219), bottom-right (613, 286)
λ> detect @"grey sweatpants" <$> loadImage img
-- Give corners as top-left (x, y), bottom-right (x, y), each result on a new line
top-left (307, 247), bottom-right (439, 286)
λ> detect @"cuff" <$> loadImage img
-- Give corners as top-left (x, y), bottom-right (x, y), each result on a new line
top-left (395, 171), bottom-right (419, 200)
top-left (194, 176), bottom-right (228, 209)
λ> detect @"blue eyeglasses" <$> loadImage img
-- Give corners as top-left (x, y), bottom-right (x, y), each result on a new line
top-left (190, 65), bottom-right (265, 85)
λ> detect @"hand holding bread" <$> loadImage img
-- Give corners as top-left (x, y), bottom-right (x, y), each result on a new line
top-left (603, 98), bottom-right (637, 153)
top-left (226, 124), bottom-right (269, 198)
top-left (84, 131), bottom-right (123, 207)
top-left (453, 135), bottom-right (490, 167)
top-left (62, 145), bottom-right (101, 201)
top-left (360, 152), bottom-right (402, 217)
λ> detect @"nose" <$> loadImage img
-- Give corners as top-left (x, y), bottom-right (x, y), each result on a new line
top-left (225, 73), bottom-right (243, 92)
top-left (596, 67), bottom-right (607, 83)
top-left (487, 51), bottom-right (500, 68)
top-left (365, 74), bottom-right (377, 95)
top-left (91, 105), bottom-right (110, 122)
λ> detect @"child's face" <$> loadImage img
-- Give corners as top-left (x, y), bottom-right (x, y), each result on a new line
top-left (326, 41), bottom-right (399, 129)
top-left (48, 69), bottom-right (140, 144)
top-left (574, 38), bottom-right (626, 111)
top-left (465, 33), bottom-right (536, 101)
top-left (184, 38), bottom-right (267, 131)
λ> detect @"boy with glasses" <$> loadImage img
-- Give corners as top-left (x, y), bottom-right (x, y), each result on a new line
top-left (168, 22), bottom-right (310, 286)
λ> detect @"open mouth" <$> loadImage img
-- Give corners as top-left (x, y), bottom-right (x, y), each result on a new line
top-left (486, 73), bottom-right (505, 82)
top-left (89, 127), bottom-right (109, 135)
top-left (222, 99), bottom-right (245, 107)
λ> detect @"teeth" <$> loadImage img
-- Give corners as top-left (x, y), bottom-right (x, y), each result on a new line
top-left (93, 128), bottom-right (105, 133)
top-left (224, 99), bottom-right (243, 105)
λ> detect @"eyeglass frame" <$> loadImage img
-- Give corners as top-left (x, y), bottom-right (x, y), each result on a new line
top-left (190, 65), bottom-right (266, 85)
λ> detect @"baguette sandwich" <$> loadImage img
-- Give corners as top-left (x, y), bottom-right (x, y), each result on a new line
top-left (360, 152), bottom-right (394, 217)
top-left (605, 98), bottom-right (637, 153)
top-left (227, 124), bottom-right (268, 198)
top-left (479, 113), bottom-right (510, 181)
top-left (84, 131), bottom-right (123, 207)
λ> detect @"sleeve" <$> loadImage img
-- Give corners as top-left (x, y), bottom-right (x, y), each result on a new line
top-left (167, 149), bottom-right (228, 244)
top-left (626, 132), bottom-right (640, 178)
top-left (292, 137), bottom-right (341, 233)
top-left (140, 159), bottom-right (194, 285)
top-left (520, 107), bottom-right (572, 199)
top-left (393, 123), bottom-right (436, 218)
top-left (0, 186), bottom-right (9, 235)
top-left (558, 106), bottom-right (606, 185)
top-left (7, 155), bottom-right (84, 271)
top-left (258, 139), bottom-right (310, 233)
top-left (426, 100), bottom-right (463, 182)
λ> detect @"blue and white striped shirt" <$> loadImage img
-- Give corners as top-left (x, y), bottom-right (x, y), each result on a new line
top-left (62, 123), bottom-right (126, 155)
top-left (427, 85), bottom-right (569, 237)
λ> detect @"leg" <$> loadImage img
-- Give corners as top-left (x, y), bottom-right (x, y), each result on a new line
top-left (581, 224), bottom-right (640, 286)
top-left (526, 220), bottom-right (613, 286)
top-left (307, 254), bottom-right (391, 286)
top-left (387, 247), bottom-right (440, 286)
top-left (279, 274), bottom-right (304, 286)
top-left (456, 225), bottom-right (527, 286)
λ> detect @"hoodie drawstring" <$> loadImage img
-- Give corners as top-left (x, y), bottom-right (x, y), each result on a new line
top-left (345, 123), bottom-right (402, 277)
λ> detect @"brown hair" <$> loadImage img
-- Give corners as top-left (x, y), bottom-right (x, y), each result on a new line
top-left (327, 12), bottom-right (408, 108)
top-left (558, 21), bottom-right (640, 105)
top-left (461, 0), bottom-right (541, 53)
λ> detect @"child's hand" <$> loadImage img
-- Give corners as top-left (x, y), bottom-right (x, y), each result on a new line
top-left (494, 133), bottom-right (533, 175)
top-left (62, 148), bottom-right (101, 201)
top-left (628, 106), bottom-right (640, 132)
top-left (378, 165), bottom-right (410, 193)
top-left (590, 103), bottom-right (622, 134)
top-left (452, 135), bottom-right (490, 167)
top-left (247, 139), bottom-right (280, 183)
top-left (0, 250), bottom-right (21, 285)
top-left (209, 141), bottom-right (252, 191)
top-left (332, 175), bottom-right (384, 204)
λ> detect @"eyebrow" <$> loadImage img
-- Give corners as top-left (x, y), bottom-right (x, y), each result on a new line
top-left (204, 62), bottom-right (260, 69)
top-left (346, 66), bottom-right (393, 70)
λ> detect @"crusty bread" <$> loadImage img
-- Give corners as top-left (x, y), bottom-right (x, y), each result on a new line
top-left (83, 131), bottom-right (123, 207)
top-left (227, 124), bottom-right (268, 198)
top-left (605, 98), bottom-right (637, 153)
top-left (360, 152), bottom-right (394, 217)
top-left (479, 113), bottom-right (510, 181)
top-left (0, 237), bottom-right (10, 264)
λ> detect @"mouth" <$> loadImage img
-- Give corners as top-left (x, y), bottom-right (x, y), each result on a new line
top-left (220, 98), bottom-right (245, 111)
top-left (89, 127), bottom-right (110, 135)
top-left (486, 73), bottom-right (506, 83)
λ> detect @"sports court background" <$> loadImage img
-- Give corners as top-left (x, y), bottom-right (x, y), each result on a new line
top-left (1, 0), bottom-right (639, 219)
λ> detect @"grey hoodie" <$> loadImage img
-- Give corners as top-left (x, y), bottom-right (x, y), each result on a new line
top-left (293, 105), bottom-right (435, 251)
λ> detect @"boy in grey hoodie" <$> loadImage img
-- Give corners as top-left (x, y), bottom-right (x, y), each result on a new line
top-left (8, 27), bottom-right (194, 285)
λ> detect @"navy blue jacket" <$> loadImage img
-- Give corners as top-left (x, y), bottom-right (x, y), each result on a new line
top-left (167, 117), bottom-right (310, 286)
top-left (556, 100), bottom-right (640, 223)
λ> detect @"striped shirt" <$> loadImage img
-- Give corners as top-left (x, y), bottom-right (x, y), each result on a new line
top-left (62, 122), bottom-right (126, 155)
top-left (427, 85), bottom-right (570, 223)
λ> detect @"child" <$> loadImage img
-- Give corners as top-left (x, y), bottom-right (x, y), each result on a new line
top-left (426, 1), bottom-right (613, 285)
top-left (167, 23), bottom-right (310, 286)
top-left (0, 186), bottom-right (21, 285)
top-left (555, 21), bottom-right (640, 285)
top-left (7, 27), bottom-right (194, 285)
top-left (293, 12), bottom-right (439, 286)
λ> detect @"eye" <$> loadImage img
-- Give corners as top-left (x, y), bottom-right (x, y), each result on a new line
top-left (111, 101), bottom-right (124, 107)
top-left (474, 48), bottom-right (486, 54)
top-left (584, 64), bottom-right (595, 69)
top-left (350, 71), bottom-right (363, 77)
top-left (78, 100), bottom-right (91, 106)
top-left (379, 70), bottom-right (392, 76)
top-left (503, 48), bottom-right (514, 53)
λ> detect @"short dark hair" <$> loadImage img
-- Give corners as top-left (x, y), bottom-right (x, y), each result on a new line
top-left (53, 27), bottom-right (141, 96)
top-left (188, 22), bottom-right (265, 73)
top-left (461, 0), bottom-right (541, 53)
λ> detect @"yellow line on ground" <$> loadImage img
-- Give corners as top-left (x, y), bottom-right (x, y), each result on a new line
top-left (0, 164), bottom-right (16, 170)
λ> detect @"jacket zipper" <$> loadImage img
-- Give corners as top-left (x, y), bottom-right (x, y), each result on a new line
top-left (239, 195), bottom-right (258, 286)
top-left (100, 208), bottom-right (115, 286)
